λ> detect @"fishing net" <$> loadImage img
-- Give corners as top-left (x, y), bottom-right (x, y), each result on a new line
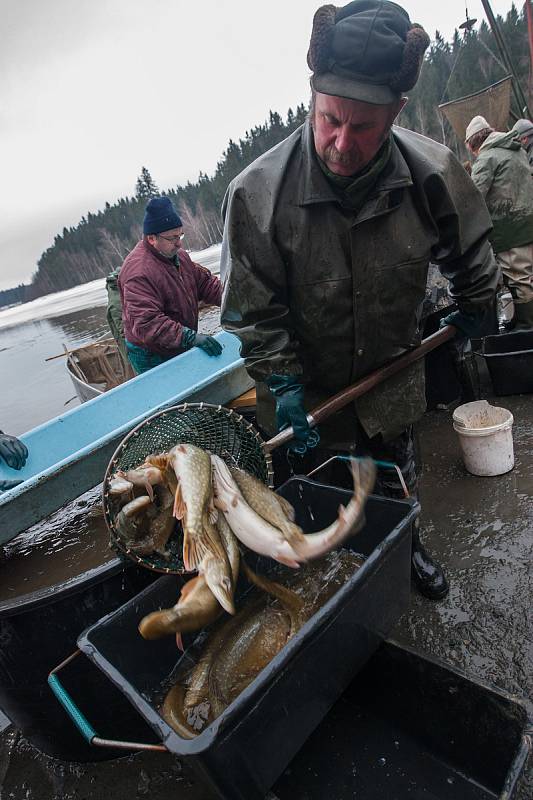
top-left (439, 76), bottom-right (512, 142)
top-left (103, 403), bottom-right (273, 574)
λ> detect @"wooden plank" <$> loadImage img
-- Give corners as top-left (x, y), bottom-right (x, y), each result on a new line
top-left (0, 332), bottom-right (253, 543)
top-left (227, 387), bottom-right (256, 409)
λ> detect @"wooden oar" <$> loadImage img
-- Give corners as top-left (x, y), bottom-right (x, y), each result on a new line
top-left (263, 325), bottom-right (457, 453)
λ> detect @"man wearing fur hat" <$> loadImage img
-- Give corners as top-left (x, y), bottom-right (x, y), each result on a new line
top-left (221, 1), bottom-right (499, 600)
top-left (119, 196), bottom-right (223, 374)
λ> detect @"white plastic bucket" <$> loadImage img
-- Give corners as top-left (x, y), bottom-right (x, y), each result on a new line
top-left (452, 400), bottom-right (514, 477)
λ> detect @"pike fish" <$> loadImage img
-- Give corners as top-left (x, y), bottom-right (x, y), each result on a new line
top-left (161, 551), bottom-right (363, 738)
top-left (115, 488), bottom-right (175, 559)
top-left (115, 495), bottom-right (157, 554)
top-left (115, 464), bottom-right (165, 502)
top-left (167, 444), bottom-right (222, 566)
top-left (138, 514), bottom-right (240, 645)
top-left (211, 455), bottom-right (376, 566)
top-left (229, 466), bottom-right (306, 554)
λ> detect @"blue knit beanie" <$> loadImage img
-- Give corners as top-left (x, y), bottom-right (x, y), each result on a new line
top-left (143, 197), bottom-right (183, 235)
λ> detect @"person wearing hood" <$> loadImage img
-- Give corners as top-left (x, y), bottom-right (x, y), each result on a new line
top-left (511, 118), bottom-right (533, 174)
top-left (222, 1), bottom-right (500, 602)
top-left (119, 197), bottom-right (224, 374)
top-left (466, 116), bottom-right (533, 330)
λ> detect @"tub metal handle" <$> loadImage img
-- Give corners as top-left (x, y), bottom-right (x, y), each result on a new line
top-left (48, 649), bottom-right (168, 753)
top-left (306, 455), bottom-right (410, 498)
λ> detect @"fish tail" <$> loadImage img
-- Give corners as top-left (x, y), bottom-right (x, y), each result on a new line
top-left (241, 561), bottom-right (304, 628)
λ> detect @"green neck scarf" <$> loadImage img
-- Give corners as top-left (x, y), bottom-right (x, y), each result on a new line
top-left (318, 134), bottom-right (393, 212)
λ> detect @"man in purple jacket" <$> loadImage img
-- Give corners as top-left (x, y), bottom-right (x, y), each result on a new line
top-left (119, 197), bottom-right (223, 374)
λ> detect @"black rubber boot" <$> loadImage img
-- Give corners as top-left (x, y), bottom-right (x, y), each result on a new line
top-left (513, 299), bottom-right (533, 331)
top-left (411, 525), bottom-right (449, 601)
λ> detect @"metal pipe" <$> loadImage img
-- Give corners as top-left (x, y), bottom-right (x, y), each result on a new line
top-left (480, 0), bottom-right (530, 116)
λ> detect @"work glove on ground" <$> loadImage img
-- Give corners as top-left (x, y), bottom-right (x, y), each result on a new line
top-left (182, 328), bottom-right (223, 357)
top-left (439, 309), bottom-right (486, 339)
top-left (0, 431), bottom-right (28, 470)
top-left (266, 375), bottom-right (320, 455)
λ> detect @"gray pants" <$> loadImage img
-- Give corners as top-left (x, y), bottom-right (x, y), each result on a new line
top-left (496, 245), bottom-right (533, 304)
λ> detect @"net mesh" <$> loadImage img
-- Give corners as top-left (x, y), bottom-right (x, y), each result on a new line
top-left (439, 76), bottom-right (512, 142)
top-left (102, 403), bottom-right (272, 574)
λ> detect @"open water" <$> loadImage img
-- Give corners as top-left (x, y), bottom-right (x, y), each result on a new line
top-left (0, 244), bottom-right (222, 436)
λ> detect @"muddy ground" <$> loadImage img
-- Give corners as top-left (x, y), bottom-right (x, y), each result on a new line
top-left (0, 394), bottom-right (531, 799)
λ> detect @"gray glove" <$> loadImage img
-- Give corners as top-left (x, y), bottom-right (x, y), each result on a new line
top-left (181, 328), bottom-right (223, 356)
top-left (0, 431), bottom-right (28, 470)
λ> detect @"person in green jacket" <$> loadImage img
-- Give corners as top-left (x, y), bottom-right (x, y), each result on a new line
top-left (511, 118), bottom-right (533, 175)
top-left (466, 115), bottom-right (533, 330)
top-left (105, 266), bottom-right (130, 369)
top-left (222, 1), bottom-right (500, 602)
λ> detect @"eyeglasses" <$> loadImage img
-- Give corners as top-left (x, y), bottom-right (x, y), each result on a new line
top-left (158, 232), bottom-right (185, 243)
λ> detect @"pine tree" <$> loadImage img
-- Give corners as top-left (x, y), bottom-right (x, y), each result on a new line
top-left (135, 167), bottom-right (159, 199)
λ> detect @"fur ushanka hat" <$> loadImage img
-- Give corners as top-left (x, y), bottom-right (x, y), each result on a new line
top-left (308, 1), bottom-right (430, 105)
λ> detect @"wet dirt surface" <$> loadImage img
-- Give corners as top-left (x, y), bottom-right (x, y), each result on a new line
top-left (0, 395), bottom-right (531, 799)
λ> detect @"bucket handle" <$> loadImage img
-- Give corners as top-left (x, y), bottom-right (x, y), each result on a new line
top-left (48, 649), bottom-right (168, 753)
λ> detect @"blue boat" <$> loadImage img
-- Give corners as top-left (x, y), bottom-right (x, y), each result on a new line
top-left (0, 331), bottom-right (251, 545)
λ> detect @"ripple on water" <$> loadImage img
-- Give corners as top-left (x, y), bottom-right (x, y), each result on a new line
top-left (0, 485), bottom-right (114, 602)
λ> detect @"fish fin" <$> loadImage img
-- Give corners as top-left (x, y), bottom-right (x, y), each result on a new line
top-left (202, 513), bottom-right (228, 562)
top-left (180, 575), bottom-right (201, 599)
top-left (173, 482), bottom-right (186, 520)
top-left (275, 554), bottom-right (301, 569)
top-left (275, 493), bottom-right (296, 522)
top-left (176, 633), bottom-right (184, 651)
top-left (145, 454), bottom-right (169, 472)
top-left (241, 561), bottom-right (304, 625)
top-left (208, 499), bottom-right (218, 525)
top-left (182, 531), bottom-right (207, 572)
top-left (213, 497), bottom-right (229, 513)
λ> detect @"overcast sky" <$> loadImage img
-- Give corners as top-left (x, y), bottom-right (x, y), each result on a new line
top-left (1, 0), bottom-right (517, 290)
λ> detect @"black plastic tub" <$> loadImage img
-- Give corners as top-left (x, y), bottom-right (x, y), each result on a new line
top-left (0, 558), bottom-right (157, 761)
top-left (273, 639), bottom-right (531, 800)
top-left (74, 477), bottom-right (417, 799)
top-left (477, 330), bottom-right (533, 395)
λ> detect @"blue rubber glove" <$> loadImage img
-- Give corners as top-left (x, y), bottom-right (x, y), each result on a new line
top-left (266, 375), bottom-right (320, 455)
top-left (182, 328), bottom-right (223, 356)
top-left (0, 431), bottom-right (28, 470)
top-left (439, 309), bottom-right (486, 339)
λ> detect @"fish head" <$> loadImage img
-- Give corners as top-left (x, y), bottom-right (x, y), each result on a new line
top-left (116, 495), bottom-right (152, 545)
top-left (108, 474), bottom-right (134, 495)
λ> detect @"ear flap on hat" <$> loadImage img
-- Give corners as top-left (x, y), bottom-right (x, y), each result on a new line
top-left (389, 24), bottom-right (430, 93)
top-left (307, 4), bottom-right (338, 73)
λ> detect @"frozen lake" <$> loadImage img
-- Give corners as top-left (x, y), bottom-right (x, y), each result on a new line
top-left (0, 244), bottom-right (221, 435)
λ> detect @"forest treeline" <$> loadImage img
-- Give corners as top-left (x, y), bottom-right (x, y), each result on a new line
top-left (1, 4), bottom-right (530, 307)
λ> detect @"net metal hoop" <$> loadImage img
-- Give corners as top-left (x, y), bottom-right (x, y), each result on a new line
top-left (102, 402), bottom-right (273, 574)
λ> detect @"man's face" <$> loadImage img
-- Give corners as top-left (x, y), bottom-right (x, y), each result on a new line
top-left (147, 226), bottom-right (184, 258)
top-left (312, 92), bottom-right (405, 176)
